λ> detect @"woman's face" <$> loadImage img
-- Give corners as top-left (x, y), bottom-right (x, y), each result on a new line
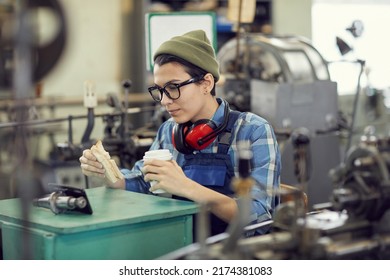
top-left (153, 62), bottom-right (212, 124)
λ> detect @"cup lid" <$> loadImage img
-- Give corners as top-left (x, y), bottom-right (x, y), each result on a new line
top-left (143, 149), bottom-right (172, 160)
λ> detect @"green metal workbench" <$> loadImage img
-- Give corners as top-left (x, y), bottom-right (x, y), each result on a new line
top-left (0, 187), bottom-right (198, 260)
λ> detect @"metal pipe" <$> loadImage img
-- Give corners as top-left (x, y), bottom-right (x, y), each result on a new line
top-left (0, 105), bottom-right (157, 129)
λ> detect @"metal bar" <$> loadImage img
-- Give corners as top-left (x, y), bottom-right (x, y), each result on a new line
top-left (0, 105), bottom-right (157, 129)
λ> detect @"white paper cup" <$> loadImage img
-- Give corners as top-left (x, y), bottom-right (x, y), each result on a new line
top-left (143, 149), bottom-right (173, 194)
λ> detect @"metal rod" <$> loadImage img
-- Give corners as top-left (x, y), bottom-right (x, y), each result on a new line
top-left (0, 105), bottom-right (157, 129)
top-left (234, 0), bottom-right (243, 77)
top-left (345, 60), bottom-right (366, 159)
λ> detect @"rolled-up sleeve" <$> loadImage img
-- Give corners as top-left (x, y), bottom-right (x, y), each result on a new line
top-left (121, 120), bottom-right (176, 194)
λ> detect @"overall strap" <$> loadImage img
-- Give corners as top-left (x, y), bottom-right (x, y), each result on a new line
top-left (217, 110), bottom-right (240, 154)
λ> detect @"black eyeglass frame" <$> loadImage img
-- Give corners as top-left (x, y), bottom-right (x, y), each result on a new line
top-left (148, 75), bottom-right (204, 102)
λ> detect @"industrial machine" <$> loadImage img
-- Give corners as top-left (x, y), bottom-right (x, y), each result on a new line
top-left (162, 133), bottom-right (390, 260)
top-left (33, 87), bottom-right (157, 191)
top-left (217, 33), bottom-right (343, 209)
top-left (0, 0), bottom-right (157, 195)
top-left (217, 34), bottom-right (332, 114)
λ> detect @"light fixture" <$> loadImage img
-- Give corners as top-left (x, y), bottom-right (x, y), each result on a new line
top-left (336, 36), bottom-right (353, 56)
top-left (346, 20), bottom-right (364, 38)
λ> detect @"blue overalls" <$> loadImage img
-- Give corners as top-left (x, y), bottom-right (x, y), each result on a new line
top-left (174, 111), bottom-right (240, 236)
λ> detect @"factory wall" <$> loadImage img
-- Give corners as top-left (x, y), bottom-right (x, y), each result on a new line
top-left (34, 0), bottom-right (152, 161)
top-left (273, 0), bottom-right (312, 39)
top-left (42, 0), bottom-right (123, 97)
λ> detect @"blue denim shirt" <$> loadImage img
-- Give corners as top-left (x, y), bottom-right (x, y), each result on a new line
top-left (121, 98), bottom-right (281, 230)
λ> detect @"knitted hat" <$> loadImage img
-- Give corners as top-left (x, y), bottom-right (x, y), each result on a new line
top-left (153, 30), bottom-right (220, 81)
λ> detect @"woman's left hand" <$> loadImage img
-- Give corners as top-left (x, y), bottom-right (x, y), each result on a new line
top-left (142, 159), bottom-right (191, 196)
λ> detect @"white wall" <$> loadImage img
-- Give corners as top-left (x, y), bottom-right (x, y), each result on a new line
top-left (29, 0), bottom-right (125, 160)
top-left (312, 0), bottom-right (390, 90)
top-left (41, 0), bottom-right (123, 98)
top-left (272, 0), bottom-right (312, 39)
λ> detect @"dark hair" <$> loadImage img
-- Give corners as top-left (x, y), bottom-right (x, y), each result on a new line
top-left (154, 54), bottom-right (216, 96)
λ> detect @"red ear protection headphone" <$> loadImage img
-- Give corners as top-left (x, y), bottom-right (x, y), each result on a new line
top-left (172, 100), bottom-right (230, 154)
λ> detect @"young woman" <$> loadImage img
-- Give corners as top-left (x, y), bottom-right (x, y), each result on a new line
top-left (79, 30), bottom-right (281, 236)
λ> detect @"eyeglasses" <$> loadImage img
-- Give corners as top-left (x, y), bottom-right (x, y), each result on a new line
top-left (148, 75), bottom-right (204, 102)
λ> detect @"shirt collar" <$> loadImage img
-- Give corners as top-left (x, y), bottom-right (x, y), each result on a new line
top-left (211, 98), bottom-right (227, 127)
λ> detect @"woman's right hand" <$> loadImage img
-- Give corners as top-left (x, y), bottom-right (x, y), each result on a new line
top-left (79, 149), bottom-right (125, 189)
top-left (79, 149), bottom-right (106, 179)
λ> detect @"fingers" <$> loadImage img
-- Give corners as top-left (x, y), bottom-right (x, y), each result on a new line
top-left (80, 166), bottom-right (105, 178)
top-left (81, 149), bottom-right (97, 161)
top-left (143, 158), bottom-right (174, 169)
top-left (142, 159), bottom-right (177, 192)
top-left (80, 162), bottom-right (105, 174)
top-left (80, 149), bottom-right (103, 167)
top-left (142, 160), bottom-right (162, 180)
top-left (79, 149), bottom-right (105, 177)
top-left (143, 171), bottom-right (157, 183)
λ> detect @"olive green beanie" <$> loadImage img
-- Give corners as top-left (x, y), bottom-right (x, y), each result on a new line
top-left (153, 30), bottom-right (220, 82)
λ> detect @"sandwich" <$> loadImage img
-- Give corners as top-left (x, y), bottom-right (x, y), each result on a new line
top-left (91, 140), bottom-right (124, 183)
